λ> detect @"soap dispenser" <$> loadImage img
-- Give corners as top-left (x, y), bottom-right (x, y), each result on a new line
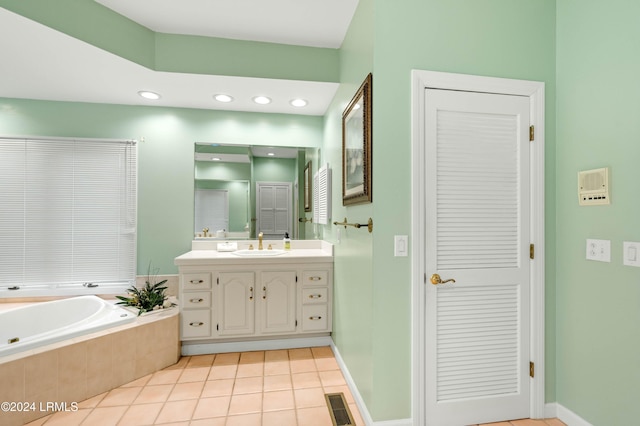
top-left (283, 232), bottom-right (291, 250)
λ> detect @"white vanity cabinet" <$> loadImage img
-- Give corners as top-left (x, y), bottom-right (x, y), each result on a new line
top-left (175, 242), bottom-right (333, 345)
top-left (259, 270), bottom-right (297, 334)
top-left (217, 272), bottom-right (255, 336)
top-left (300, 269), bottom-right (331, 332)
top-left (179, 272), bottom-right (213, 339)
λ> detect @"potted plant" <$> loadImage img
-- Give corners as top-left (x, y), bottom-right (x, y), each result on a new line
top-left (116, 265), bottom-right (173, 316)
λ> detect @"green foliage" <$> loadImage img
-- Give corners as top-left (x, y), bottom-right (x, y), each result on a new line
top-left (116, 264), bottom-right (168, 316)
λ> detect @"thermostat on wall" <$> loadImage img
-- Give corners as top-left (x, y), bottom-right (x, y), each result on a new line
top-left (578, 167), bottom-right (610, 206)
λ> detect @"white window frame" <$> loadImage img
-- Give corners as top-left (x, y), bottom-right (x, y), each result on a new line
top-left (0, 136), bottom-right (137, 298)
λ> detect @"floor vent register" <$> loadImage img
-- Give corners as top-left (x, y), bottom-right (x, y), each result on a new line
top-left (325, 392), bottom-right (355, 426)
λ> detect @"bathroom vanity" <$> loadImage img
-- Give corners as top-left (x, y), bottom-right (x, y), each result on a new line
top-left (174, 240), bottom-right (333, 352)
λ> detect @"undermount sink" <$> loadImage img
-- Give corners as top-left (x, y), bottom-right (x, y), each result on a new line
top-left (231, 249), bottom-right (287, 257)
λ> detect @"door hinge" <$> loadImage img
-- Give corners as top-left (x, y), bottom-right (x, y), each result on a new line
top-left (530, 244), bottom-right (535, 260)
top-left (529, 125), bottom-right (534, 142)
top-left (530, 361), bottom-right (535, 378)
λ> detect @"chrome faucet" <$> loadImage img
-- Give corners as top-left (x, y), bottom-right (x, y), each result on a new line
top-left (202, 227), bottom-right (209, 237)
top-left (258, 232), bottom-right (264, 250)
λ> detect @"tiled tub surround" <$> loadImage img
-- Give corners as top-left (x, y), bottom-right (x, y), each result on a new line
top-left (0, 307), bottom-right (179, 426)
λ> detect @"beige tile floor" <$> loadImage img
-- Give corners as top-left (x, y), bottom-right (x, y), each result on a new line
top-left (26, 346), bottom-right (365, 426)
top-left (25, 346), bottom-right (566, 426)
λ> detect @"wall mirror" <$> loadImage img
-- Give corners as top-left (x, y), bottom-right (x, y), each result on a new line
top-left (194, 143), bottom-right (320, 240)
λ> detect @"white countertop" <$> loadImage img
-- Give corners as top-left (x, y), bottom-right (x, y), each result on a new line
top-left (174, 239), bottom-right (333, 267)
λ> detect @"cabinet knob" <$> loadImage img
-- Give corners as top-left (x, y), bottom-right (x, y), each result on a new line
top-left (190, 279), bottom-right (204, 284)
top-left (308, 315), bottom-right (322, 321)
top-left (249, 287), bottom-right (254, 300)
top-left (308, 294), bottom-right (322, 299)
top-left (263, 286), bottom-right (267, 300)
top-left (308, 276), bottom-right (322, 281)
top-left (189, 298), bottom-right (203, 303)
top-left (189, 321), bottom-right (204, 327)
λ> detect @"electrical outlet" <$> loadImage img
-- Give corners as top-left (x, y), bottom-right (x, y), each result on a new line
top-left (586, 239), bottom-right (611, 262)
top-left (623, 241), bottom-right (640, 267)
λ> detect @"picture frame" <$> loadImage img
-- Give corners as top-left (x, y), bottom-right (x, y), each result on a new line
top-left (342, 73), bottom-right (372, 205)
top-left (304, 161), bottom-right (312, 212)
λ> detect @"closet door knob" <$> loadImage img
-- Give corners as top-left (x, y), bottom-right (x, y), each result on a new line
top-left (430, 274), bottom-right (456, 285)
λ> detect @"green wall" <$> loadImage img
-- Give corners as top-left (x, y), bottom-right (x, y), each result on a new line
top-left (319, 0), bottom-right (557, 421)
top-left (195, 161), bottom-right (251, 181)
top-left (319, 0), bottom-right (375, 417)
top-left (556, 0), bottom-right (640, 424)
top-left (252, 157), bottom-right (297, 183)
top-left (14, 0), bottom-right (640, 423)
top-left (0, 98), bottom-right (323, 275)
top-left (194, 180), bottom-right (250, 233)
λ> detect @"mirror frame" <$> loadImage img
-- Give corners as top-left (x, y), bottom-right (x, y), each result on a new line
top-left (342, 73), bottom-right (373, 206)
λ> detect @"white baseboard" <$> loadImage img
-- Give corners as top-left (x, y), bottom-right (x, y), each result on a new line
top-left (330, 342), bottom-right (412, 426)
top-left (181, 336), bottom-right (332, 355)
top-left (545, 402), bottom-right (558, 419)
top-left (370, 419), bottom-right (413, 426)
top-left (554, 403), bottom-right (593, 426)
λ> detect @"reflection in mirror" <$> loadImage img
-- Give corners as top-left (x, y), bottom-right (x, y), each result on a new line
top-left (194, 180), bottom-right (250, 237)
top-left (194, 143), bottom-right (320, 240)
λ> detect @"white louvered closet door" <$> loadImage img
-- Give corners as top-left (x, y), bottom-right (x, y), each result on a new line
top-left (424, 89), bottom-right (531, 426)
top-left (256, 182), bottom-right (292, 239)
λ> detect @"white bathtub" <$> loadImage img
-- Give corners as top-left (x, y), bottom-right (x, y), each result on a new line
top-left (0, 295), bottom-right (136, 357)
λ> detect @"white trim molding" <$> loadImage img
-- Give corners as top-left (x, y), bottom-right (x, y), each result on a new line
top-left (330, 342), bottom-right (413, 426)
top-left (411, 69), bottom-right (546, 424)
top-left (547, 402), bottom-right (594, 426)
top-left (181, 336), bottom-right (332, 356)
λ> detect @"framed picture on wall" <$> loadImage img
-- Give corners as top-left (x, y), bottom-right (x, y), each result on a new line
top-left (342, 73), bottom-right (372, 206)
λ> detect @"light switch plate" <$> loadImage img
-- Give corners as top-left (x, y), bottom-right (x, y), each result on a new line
top-left (586, 239), bottom-right (611, 262)
top-left (623, 241), bottom-right (640, 267)
top-left (394, 235), bottom-right (408, 257)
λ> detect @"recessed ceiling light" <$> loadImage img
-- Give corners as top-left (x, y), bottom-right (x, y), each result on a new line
top-left (253, 96), bottom-right (272, 105)
top-left (214, 94), bottom-right (234, 103)
top-left (211, 157), bottom-right (221, 161)
top-left (290, 99), bottom-right (308, 107)
top-left (267, 152), bottom-right (275, 156)
top-left (138, 91), bottom-right (161, 100)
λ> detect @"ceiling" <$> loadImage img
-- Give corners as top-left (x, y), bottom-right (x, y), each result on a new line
top-left (0, 1), bottom-right (359, 116)
top-left (96, 0), bottom-right (358, 49)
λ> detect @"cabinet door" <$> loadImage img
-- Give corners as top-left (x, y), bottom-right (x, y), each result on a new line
top-left (259, 271), bottom-right (297, 334)
top-left (218, 272), bottom-right (255, 336)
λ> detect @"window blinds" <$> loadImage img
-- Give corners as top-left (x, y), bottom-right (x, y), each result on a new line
top-left (313, 164), bottom-right (331, 225)
top-left (0, 137), bottom-right (137, 296)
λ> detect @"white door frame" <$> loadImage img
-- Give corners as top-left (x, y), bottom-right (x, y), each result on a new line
top-left (411, 70), bottom-right (545, 424)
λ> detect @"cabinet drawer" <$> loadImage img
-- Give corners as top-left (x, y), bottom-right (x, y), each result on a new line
top-left (301, 305), bottom-right (328, 332)
top-left (182, 291), bottom-right (211, 309)
top-left (301, 270), bottom-right (328, 286)
top-left (181, 310), bottom-right (211, 339)
top-left (183, 273), bottom-right (212, 290)
top-left (302, 288), bottom-right (328, 305)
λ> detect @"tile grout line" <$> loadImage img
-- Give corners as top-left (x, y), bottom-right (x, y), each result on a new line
top-left (34, 348), bottom-right (358, 426)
